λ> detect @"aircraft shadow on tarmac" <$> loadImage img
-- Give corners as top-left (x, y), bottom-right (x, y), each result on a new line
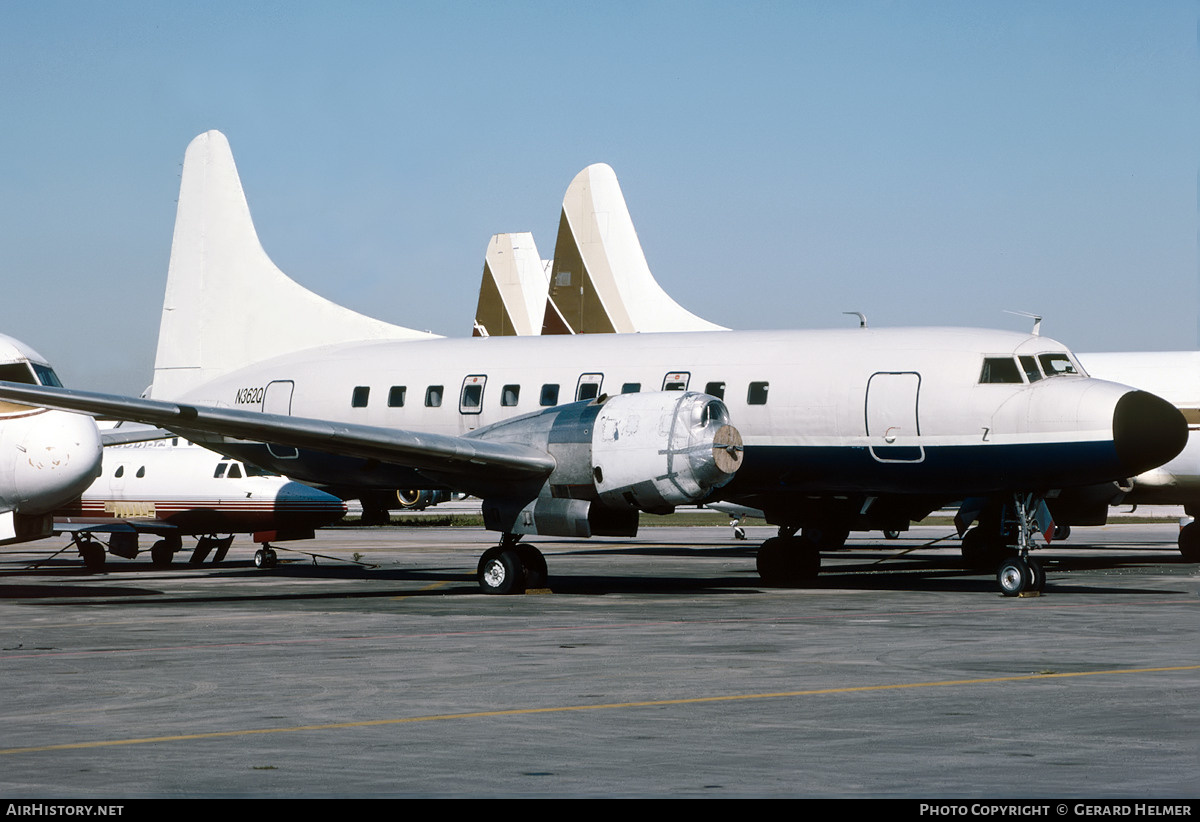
top-left (2, 541), bottom-right (1192, 600)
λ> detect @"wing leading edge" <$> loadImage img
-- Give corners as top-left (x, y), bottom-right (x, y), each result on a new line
top-left (0, 382), bottom-right (556, 484)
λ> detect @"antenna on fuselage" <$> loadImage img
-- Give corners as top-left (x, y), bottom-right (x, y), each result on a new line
top-left (1004, 310), bottom-right (1042, 336)
top-left (843, 312), bottom-right (868, 328)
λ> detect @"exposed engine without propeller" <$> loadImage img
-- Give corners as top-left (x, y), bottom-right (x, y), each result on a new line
top-left (469, 391), bottom-right (743, 538)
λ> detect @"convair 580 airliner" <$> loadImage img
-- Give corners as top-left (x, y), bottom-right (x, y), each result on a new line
top-left (0, 132), bottom-right (1185, 597)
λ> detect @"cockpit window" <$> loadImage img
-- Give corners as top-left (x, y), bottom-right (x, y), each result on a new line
top-left (980, 357), bottom-right (1022, 384)
top-left (32, 365), bottom-right (62, 387)
top-left (1039, 353), bottom-right (1079, 377)
top-left (0, 363), bottom-right (37, 384)
top-left (1019, 356), bottom-right (1042, 383)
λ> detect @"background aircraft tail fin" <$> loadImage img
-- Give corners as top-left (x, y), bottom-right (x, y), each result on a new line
top-left (546, 163), bottom-right (726, 334)
top-left (472, 233), bottom-right (550, 337)
top-left (150, 130), bottom-right (438, 399)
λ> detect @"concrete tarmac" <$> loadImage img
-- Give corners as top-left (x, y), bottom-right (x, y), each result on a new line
top-left (0, 523), bottom-right (1196, 798)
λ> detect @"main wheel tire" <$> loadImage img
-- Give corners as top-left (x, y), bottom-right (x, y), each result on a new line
top-left (150, 540), bottom-right (174, 567)
top-left (79, 540), bottom-right (105, 571)
top-left (516, 544), bottom-right (548, 589)
top-left (1025, 556), bottom-right (1046, 592)
top-left (1179, 522), bottom-right (1200, 562)
top-left (756, 536), bottom-right (820, 586)
top-left (478, 547), bottom-right (527, 595)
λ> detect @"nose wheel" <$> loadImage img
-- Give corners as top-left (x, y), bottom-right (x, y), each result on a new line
top-left (997, 555), bottom-right (1044, 596)
top-left (254, 545), bottom-right (278, 569)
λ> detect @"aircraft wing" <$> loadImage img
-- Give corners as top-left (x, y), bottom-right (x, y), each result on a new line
top-left (0, 382), bottom-right (556, 482)
top-left (55, 520), bottom-right (177, 535)
top-left (100, 425), bottom-right (177, 446)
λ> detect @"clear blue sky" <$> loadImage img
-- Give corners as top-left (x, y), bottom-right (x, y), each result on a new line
top-left (1, 1), bottom-right (1196, 393)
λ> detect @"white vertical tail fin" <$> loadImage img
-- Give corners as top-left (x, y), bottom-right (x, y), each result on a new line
top-left (545, 163), bottom-right (726, 334)
top-left (472, 233), bottom-right (551, 336)
top-left (150, 130), bottom-right (439, 399)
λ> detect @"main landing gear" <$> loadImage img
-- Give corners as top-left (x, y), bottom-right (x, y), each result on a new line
top-left (755, 525), bottom-right (838, 586)
top-left (1178, 521), bottom-right (1200, 562)
top-left (74, 535), bottom-right (106, 571)
top-left (477, 536), bottom-right (547, 594)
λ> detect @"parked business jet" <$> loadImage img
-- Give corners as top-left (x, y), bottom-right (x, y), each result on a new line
top-left (53, 437), bottom-right (347, 570)
top-left (0, 334), bottom-right (102, 546)
top-left (0, 132), bottom-right (1186, 598)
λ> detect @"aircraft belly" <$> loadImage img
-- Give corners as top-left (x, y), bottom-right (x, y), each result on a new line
top-left (728, 440), bottom-right (1122, 496)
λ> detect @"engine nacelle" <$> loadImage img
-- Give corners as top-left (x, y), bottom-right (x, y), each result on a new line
top-left (472, 392), bottom-right (743, 537)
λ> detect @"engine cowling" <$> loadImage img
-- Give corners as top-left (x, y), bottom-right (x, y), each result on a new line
top-left (470, 391), bottom-right (743, 537)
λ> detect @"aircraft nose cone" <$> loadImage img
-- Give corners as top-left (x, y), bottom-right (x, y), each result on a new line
top-left (1113, 390), bottom-right (1187, 477)
top-left (13, 410), bottom-right (103, 513)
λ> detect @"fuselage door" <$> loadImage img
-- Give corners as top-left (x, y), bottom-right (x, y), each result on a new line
top-left (662, 372), bottom-right (690, 391)
top-left (865, 371), bottom-right (924, 463)
top-left (262, 380), bottom-right (298, 459)
top-left (459, 375), bottom-right (486, 431)
top-left (576, 373), bottom-right (603, 401)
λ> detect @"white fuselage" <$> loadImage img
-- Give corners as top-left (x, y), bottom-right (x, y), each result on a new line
top-left (175, 326), bottom-right (1170, 512)
top-left (55, 439), bottom-right (345, 536)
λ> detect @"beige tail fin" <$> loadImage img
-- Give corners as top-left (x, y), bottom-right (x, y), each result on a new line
top-left (546, 163), bottom-right (726, 334)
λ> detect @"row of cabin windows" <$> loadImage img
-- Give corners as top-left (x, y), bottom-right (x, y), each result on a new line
top-left (348, 378), bottom-right (771, 411)
top-left (108, 461), bottom-right (270, 480)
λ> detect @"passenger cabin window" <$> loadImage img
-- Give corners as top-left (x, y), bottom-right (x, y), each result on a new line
top-left (388, 386), bottom-right (406, 407)
top-left (351, 386), bottom-right (370, 407)
top-left (1019, 356), bottom-right (1042, 383)
top-left (114, 465), bottom-right (125, 478)
top-left (425, 386), bottom-right (444, 407)
top-left (501, 385), bottom-right (520, 406)
top-left (135, 466), bottom-right (145, 478)
top-left (540, 384), bottom-right (560, 407)
top-left (747, 382), bottom-right (769, 405)
top-left (980, 357), bottom-right (1022, 384)
top-left (705, 381), bottom-right (726, 400)
top-left (621, 383), bottom-right (641, 394)
top-left (1039, 353), bottom-right (1079, 377)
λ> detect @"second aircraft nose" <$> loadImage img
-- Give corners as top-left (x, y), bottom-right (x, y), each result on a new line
top-left (1112, 390), bottom-right (1187, 477)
